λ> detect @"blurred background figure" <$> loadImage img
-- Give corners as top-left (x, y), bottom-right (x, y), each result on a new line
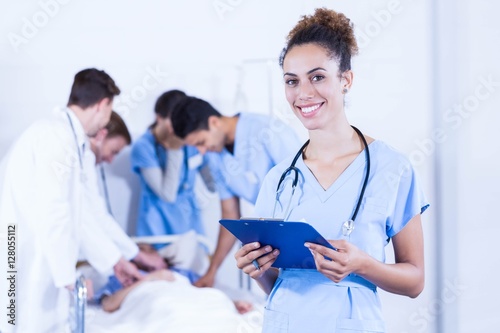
top-left (130, 90), bottom-right (215, 275)
top-left (0, 68), bottom-right (142, 333)
top-left (170, 96), bottom-right (301, 287)
top-left (88, 110), bottom-right (167, 272)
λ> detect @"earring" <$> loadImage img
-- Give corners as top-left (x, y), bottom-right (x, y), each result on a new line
top-left (342, 88), bottom-right (348, 94)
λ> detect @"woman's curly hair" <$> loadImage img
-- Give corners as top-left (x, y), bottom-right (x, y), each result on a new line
top-left (279, 8), bottom-right (358, 74)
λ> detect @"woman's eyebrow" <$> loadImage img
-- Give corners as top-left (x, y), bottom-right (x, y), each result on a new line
top-left (283, 67), bottom-right (327, 77)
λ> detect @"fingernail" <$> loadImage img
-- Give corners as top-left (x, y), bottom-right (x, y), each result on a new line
top-left (253, 242), bottom-right (259, 248)
top-left (272, 250), bottom-right (279, 256)
top-left (265, 246), bottom-right (271, 252)
top-left (304, 242), bottom-right (310, 248)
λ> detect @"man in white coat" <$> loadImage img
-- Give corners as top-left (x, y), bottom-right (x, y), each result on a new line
top-left (88, 111), bottom-right (166, 271)
top-left (0, 68), bottom-right (143, 333)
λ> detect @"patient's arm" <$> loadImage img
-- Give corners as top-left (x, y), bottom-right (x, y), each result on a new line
top-left (101, 282), bottom-right (139, 312)
top-left (101, 269), bottom-right (175, 313)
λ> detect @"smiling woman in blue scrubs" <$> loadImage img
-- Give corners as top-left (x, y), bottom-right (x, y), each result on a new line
top-left (235, 8), bottom-right (429, 333)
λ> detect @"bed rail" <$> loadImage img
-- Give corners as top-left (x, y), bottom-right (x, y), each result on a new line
top-left (131, 233), bottom-right (212, 252)
top-left (70, 274), bottom-right (87, 333)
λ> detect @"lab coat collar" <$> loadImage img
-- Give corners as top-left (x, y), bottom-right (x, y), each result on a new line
top-left (64, 107), bottom-right (88, 153)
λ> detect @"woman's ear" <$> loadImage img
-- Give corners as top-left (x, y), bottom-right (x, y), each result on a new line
top-left (341, 70), bottom-right (354, 93)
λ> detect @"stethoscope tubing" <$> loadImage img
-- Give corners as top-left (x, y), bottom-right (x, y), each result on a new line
top-left (273, 125), bottom-right (370, 223)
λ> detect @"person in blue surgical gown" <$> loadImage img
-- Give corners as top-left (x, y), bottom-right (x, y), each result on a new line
top-left (170, 96), bottom-right (301, 287)
top-left (131, 90), bottom-right (215, 252)
top-left (234, 8), bottom-right (429, 333)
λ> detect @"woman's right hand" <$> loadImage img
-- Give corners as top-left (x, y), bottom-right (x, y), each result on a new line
top-left (235, 242), bottom-right (280, 279)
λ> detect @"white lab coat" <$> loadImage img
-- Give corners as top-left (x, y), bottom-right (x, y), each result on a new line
top-left (0, 109), bottom-right (123, 333)
top-left (85, 158), bottom-right (139, 261)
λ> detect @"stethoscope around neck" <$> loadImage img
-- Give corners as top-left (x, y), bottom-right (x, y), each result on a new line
top-left (272, 125), bottom-right (371, 239)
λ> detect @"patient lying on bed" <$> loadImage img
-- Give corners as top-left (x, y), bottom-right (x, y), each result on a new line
top-left (86, 264), bottom-right (259, 333)
top-left (95, 268), bottom-right (175, 312)
top-left (94, 266), bottom-right (252, 314)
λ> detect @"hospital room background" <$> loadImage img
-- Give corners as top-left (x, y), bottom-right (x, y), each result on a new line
top-left (0, 0), bottom-right (498, 332)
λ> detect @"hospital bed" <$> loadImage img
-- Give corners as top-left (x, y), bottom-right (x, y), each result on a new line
top-left (70, 233), bottom-right (264, 333)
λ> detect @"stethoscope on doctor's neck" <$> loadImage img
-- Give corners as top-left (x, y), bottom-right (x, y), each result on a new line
top-left (66, 111), bottom-right (112, 212)
top-left (272, 125), bottom-right (371, 239)
top-left (65, 111), bottom-right (89, 184)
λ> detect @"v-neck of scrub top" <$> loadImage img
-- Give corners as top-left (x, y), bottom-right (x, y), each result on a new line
top-left (297, 140), bottom-right (377, 203)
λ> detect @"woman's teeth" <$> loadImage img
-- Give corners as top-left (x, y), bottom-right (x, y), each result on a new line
top-left (301, 104), bottom-right (320, 114)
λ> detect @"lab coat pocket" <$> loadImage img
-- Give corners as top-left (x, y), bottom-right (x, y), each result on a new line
top-left (262, 308), bottom-right (289, 333)
top-left (336, 318), bottom-right (386, 332)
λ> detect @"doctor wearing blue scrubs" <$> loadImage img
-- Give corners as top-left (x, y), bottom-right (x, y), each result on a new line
top-left (170, 96), bottom-right (301, 287)
top-left (131, 90), bottom-right (213, 247)
top-left (235, 8), bottom-right (429, 332)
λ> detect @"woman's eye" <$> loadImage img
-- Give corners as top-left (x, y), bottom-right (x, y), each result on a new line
top-left (311, 75), bottom-right (324, 82)
top-left (285, 79), bottom-right (298, 86)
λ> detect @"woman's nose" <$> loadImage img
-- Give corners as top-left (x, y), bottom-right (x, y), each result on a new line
top-left (298, 81), bottom-right (315, 100)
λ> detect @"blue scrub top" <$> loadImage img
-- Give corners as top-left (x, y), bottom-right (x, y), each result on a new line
top-left (254, 140), bottom-right (429, 333)
top-left (205, 112), bottom-right (301, 204)
top-left (131, 130), bottom-right (205, 238)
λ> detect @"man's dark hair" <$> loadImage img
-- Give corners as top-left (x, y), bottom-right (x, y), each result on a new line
top-left (170, 97), bottom-right (221, 139)
top-left (67, 68), bottom-right (120, 108)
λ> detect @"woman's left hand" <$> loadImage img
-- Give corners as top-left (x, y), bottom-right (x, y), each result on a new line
top-left (305, 239), bottom-right (368, 283)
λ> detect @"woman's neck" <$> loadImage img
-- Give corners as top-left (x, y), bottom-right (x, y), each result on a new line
top-left (305, 122), bottom-right (359, 162)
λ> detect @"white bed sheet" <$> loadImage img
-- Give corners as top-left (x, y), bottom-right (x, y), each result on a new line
top-left (85, 273), bottom-right (263, 333)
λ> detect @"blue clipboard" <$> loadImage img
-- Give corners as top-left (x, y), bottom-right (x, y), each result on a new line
top-left (219, 218), bottom-right (336, 269)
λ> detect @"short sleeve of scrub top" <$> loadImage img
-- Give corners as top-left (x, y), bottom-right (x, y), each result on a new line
top-left (131, 132), bottom-right (160, 172)
top-left (203, 152), bottom-right (234, 201)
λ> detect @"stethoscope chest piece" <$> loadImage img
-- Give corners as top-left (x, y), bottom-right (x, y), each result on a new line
top-left (342, 219), bottom-right (355, 239)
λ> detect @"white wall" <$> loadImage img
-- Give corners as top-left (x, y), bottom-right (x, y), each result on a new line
top-left (453, 0), bottom-right (500, 332)
top-left (1, 0), bottom-right (498, 331)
